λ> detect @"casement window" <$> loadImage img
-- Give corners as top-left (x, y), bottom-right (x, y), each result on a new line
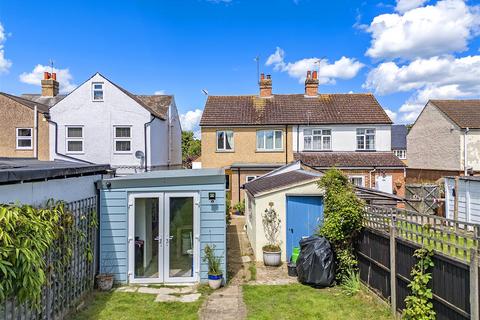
top-left (92, 82), bottom-right (104, 101)
top-left (349, 176), bottom-right (365, 187)
top-left (66, 126), bottom-right (83, 153)
top-left (356, 128), bottom-right (375, 150)
top-left (303, 128), bottom-right (331, 150)
top-left (246, 175), bottom-right (258, 183)
top-left (114, 126), bottom-right (132, 153)
top-left (393, 149), bottom-right (407, 160)
top-left (256, 130), bottom-right (283, 151)
top-left (16, 128), bottom-right (33, 150)
top-left (216, 130), bottom-right (234, 151)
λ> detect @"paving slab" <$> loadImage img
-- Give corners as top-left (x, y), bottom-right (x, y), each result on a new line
top-left (137, 287), bottom-right (166, 294)
top-left (179, 293), bottom-right (201, 303)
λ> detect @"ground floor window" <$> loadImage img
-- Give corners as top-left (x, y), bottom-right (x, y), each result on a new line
top-left (349, 176), bottom-right (365, 187)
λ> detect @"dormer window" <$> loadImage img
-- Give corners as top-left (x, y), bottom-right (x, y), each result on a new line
top-left (92, 83), bottom-right (104, 101)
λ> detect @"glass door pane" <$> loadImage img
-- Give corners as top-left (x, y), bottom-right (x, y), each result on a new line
top-left (134, 197), bottom-right (159, 279)
top-left (167, 196), bottom-right (194, 279)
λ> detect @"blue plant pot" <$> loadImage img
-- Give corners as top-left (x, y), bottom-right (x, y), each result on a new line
top-left (208, 274), bottom-right (223, 289)
top-left (208, 274), bottom-right (223, 280)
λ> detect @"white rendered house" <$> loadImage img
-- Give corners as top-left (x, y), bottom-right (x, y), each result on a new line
top-left (48, 73), bottom-right (182, 174)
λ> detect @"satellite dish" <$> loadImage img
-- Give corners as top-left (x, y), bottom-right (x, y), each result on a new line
top-left (135, 151), bottom-right (145, 159)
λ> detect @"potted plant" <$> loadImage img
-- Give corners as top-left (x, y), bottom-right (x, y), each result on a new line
top-left (203, 244), bottom-right (223, 289)
top-left (234, 200), bottom-right (245, 215)
top-left (262, 202), bottom-right (282, 266)
top-left (96, 255), bottom-right (114, 291)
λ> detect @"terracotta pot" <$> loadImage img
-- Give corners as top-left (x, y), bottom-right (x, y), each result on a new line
top-left (96, 274), bottom-right (114, 291)
top-left (263, 250), bottom-right (282, 266)
top-left (208, 274), bottom-right (223, 289)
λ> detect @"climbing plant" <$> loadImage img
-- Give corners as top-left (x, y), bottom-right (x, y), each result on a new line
top-left (403, 246), bottom-right (436, 320)
top-left (317, 168), bottom-right (364, 283)
top-left (0, 200), bottom-right (95, 306)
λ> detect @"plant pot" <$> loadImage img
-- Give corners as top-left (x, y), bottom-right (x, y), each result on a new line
top-left (96, 274), bottom-right (114, 291)
top-left (263, 250), bottom-right (282, 266)
top-left (208, 274), bottom-right (223, 289)
top-left (287, 262), bottom-right (297, 277)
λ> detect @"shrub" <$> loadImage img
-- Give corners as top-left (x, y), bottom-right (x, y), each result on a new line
top-left (341, 269), bottom-right (361, 296)
top-left (403, 246), bottom-right (435, 320)
top-left (234, 200), bottom-right (245, 215)
top-left (317, 168), bottom-right (364, 283)
top-left (262, 202), bottom-right (281, 252)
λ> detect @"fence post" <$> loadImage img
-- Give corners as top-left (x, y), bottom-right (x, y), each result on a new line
top-left (471, 247), bottom-right (479, 320)
top-left (390, 212), bottom-right (397, 318)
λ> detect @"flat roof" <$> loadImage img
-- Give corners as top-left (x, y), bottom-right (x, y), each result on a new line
top-left (0, 158), bottom-right (110, 184)
top-left (104, 168), bottom-right (225, 181)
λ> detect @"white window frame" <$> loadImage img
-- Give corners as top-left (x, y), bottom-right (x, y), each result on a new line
top-left (303, 128), bottom-right (332, 151)
top-left (349, 175), bottom-right (365, 187)
top-left (245, 175), bottom-right (258, 183)
top-left (393, 149), bottom-right (407, 160)
top-left (356, 128), bottom-right (376, 151)
top-left (216, 130), bottom-right (234, 152)
top-left (92, 82), bottom-right (104, 101)
top-left (256, 129), bottom-right (283, 151)
top-left (65, 126), bottom-right (84, 154)
top-left (16, 128), bottom-right (33, 150)
top-left (113, 126), bottom-right (132, 153)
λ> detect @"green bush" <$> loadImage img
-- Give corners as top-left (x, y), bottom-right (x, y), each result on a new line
top-left (234, 200), bottom-right (245, 215)
top-left (317, 168), bottom-right (364, 283)
top-left (0, 200), bottom-right (94, 306)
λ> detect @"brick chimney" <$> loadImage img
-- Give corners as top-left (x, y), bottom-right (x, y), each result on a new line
top-left (305, 70), bottom-right (319, 97)
top-left (259, 73), bottom-right (272, 98)
top-left (41, 72), bottom-right (59, 97)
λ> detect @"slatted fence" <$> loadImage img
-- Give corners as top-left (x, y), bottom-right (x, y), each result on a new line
top-left (358, 205), bottom-right (480, 320)
top-left (0, 197), bottom-right (98, 320)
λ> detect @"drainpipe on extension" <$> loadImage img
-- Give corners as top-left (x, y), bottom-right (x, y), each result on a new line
top-left (369, 167), bottom-right (376, 189)
top-left (45, 115), bottom-right (93, 164)
top-left (144, 115), bottom-right (155, 172)
top-left (285, 124), bottom-right (288, 164)
top-left (33, 105), bottom-right (38, 158)
top-left (464, 127), bottom-right (470, 176)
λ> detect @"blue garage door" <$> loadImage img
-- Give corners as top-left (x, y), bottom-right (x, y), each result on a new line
top-left (286, 196), bottom-right (324, 260)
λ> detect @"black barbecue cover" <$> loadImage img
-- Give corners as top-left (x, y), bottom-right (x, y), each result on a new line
top-left (296, 236), bottom-right (335, 287)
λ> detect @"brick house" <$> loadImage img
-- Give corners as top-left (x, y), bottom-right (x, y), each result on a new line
top-left (199, 71), bottom-right (406, 205)
top-left (0, 92), bottom-right (50, 160)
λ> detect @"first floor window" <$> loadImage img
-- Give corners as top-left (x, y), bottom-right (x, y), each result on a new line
top-left (349, 176), bottom-right (365, 187)
top-left (357, 128), bottom-right (375, 150)
top-left (114, 126), bottom-right (132, 152)
top-left (246, 175), bottom-right (258, 183)
top-left (16, 128), bottom-right (32, 149)
top-left (256, 130), bottom-right (283, 151)
top-left (393, 149), bottom-right (407, 160)
top-left (217, 130), bottom-right (234, 151)
top-left (66, 126), bottom-right (83, 153)
top-left (303, 128), bottom-right (331, 150)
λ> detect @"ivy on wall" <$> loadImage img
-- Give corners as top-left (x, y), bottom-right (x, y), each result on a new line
top-left (0, 200), bottom-right (95, 306)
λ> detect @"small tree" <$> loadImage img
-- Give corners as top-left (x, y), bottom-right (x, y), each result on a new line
top-left (318, 168), bottom-right (364, 283)
top-left (182, 131), bottom-right (201, 168)
top-left (262, 202), bottom-right (281, 252)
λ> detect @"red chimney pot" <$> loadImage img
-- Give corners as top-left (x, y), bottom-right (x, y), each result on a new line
top-left (260, 73), bottom-right (265, 80)
top-left (312, 71), bottom-right (318, 79)
top-left (44, 72), bottom-right (50, 80)
top-left (52, 73), bottom-right (57, 80)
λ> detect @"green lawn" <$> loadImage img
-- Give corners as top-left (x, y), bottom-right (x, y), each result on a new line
top-left (71, 291), bottom-right (205, 320)
top-left (243, 284), bottom-right (392, 320)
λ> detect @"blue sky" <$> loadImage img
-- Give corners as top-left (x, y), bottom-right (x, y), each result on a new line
top-left (1, 0), bottom-right (480, 132)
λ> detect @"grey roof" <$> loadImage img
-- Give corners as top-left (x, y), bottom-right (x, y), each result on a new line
top-left (391, 125), bottom-right (407, 150)
top-left (243, 169), bottom-right (321, 196)
top-left (0, 92), bottom-right (50, 113)
top-left (21, 94), bottom-right (66, 107)
top-left (0, 158), bottom-right (110, 184)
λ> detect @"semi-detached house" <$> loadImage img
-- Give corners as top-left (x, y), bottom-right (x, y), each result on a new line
top-left (199, 71), bottom-right (406, 205)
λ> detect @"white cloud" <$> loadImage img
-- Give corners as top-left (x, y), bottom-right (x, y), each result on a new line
top-left (364, 55), bottom-right (480, 122)
top-left (384, 109), bottom-right (398, 122)
top-left (395, 0), bottom-right (428, 13)
top-left (265, 47), bottom-right (364, 84)
top-left (0, 22), bottom-right (12, 74)
top-left (366, 0), bottom-right (480, 59)
top-left (19, 64), bottom-right (76, 93)
top-left (180, 109), bottom-right (203, 137)
top-left (154, 90), bottom-right (166, 95)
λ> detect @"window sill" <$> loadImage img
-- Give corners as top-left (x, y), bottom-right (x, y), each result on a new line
top-left (216, 150), bottom-right (235, 153)
top-left (66, 152), bottom-right (85, 155)
top-left (92, 100), bottom-right (104, 102)
top-left (16, 147), bottom-right (33, 150)
top-left (255, 150), bottom-right (284, 153)
top-left (302, 150), bottom-right (332, 152)
top-left (114, 151), bottom-right (133, 155)
top-left (355, 149), bottom-right (377, 152)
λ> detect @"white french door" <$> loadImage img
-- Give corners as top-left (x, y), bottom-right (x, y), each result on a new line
top-left (128, 192), bottom-right (199, 284)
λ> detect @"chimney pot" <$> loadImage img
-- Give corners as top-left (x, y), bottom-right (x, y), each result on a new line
top-left (307, 70), bottom-right (311, 79)
top-left (260, 73), bottom-right (265, 80)
top-left (44, 72), bottom-right (50, 80)
top-left (266, 74), bottom-right (271, 79)
top-left (312, 70), bottom-right (318, 79)
top-left (51, 72), bottom-right (57, 80)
